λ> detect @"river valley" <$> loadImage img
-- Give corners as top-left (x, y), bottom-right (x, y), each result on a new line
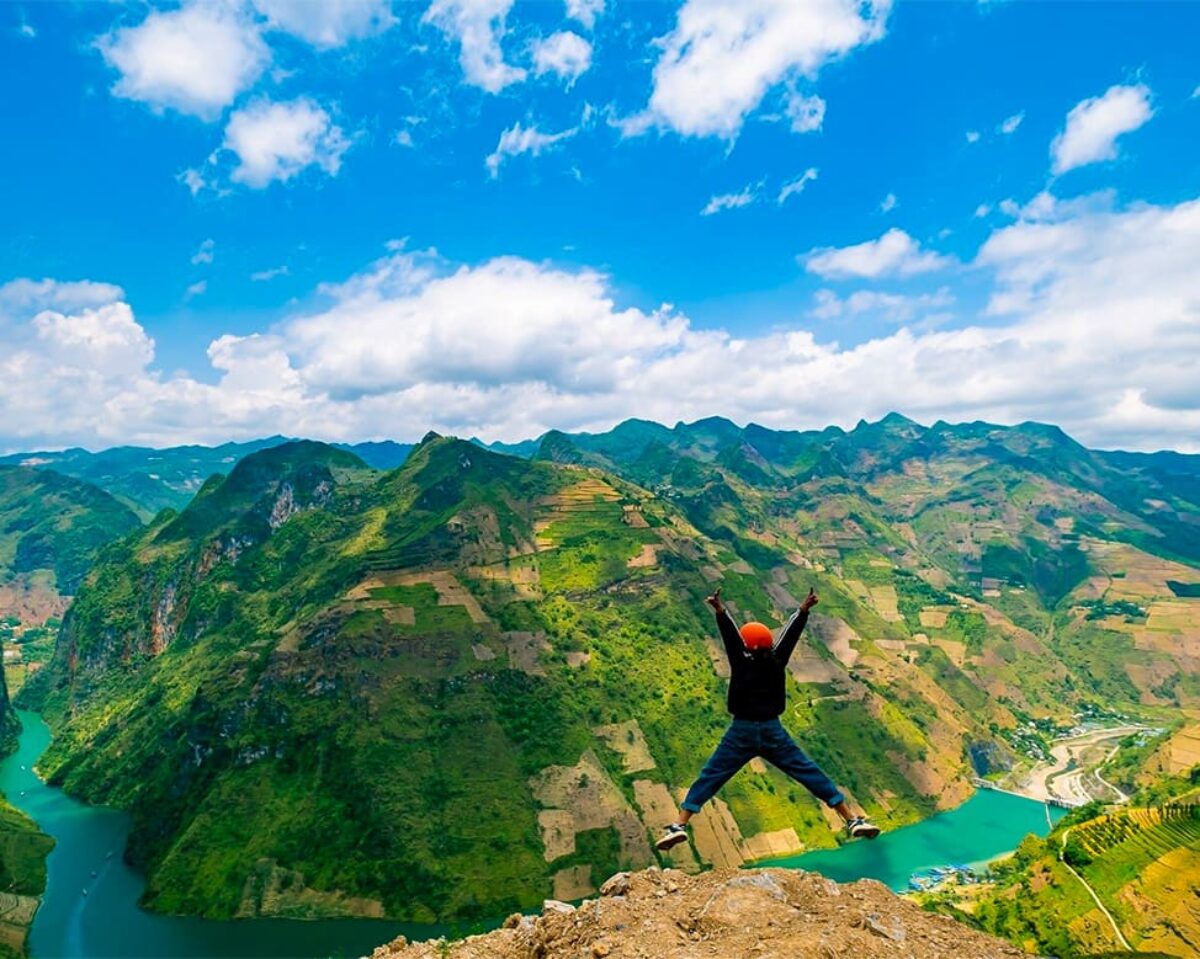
top-left (3, 710), bottom-right (1069, 959)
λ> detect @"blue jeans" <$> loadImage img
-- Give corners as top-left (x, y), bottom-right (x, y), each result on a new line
top-left (681, 718), bottom-right (845, 813)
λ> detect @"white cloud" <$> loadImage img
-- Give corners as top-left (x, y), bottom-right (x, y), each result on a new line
top-left (3, 195), bottom-right (1200, 451)
top-left (185, 280), bottom-right (208, 299)
top-left (784, 91), bottom-right (826, 133)
top-left (974, 203), bottom-right (991, 218)
top-left (179, 167), bottom-right (213, 196)
top-left (999, 111), bottom-right (1024, 135)
top-left (97, 4), bottom-right (269, 120)
top-left (810, 287), bottom-right (954, 323)
top-left (632, 0), bottom-right (889, 139)
top-left (1193, 85), bottom-right (1200, 100)
top-left (32, 302), bottom-right (155, 378)
top-left (965, 130), bottom-right (981, 143)
top-left (0, 279), bottom-right (125, 319)
top-left (880, 193), bottom-right (897, 213)
top-left (393, 115), bottom-right (424, 149)
top-left (251, 0), bottom-right (394, 48)
top-left (485, 122), bottom-right (576, 178)
top-left (191, 239), bottom-right (215, 265)
top-left (565, 0), bottom-right (604, 30)
top-left (1051, 84), bottom-right (1153, 174)
top-left (533, 31), bottom-right (592, 84)
top-left (702, 185), bottom-right (759, 216)
top-left (251, 266), bottom-right (290, 281)
top-left (423, 0), bottom-right (526, 93)
top-left (804, 228), bottom-right (953, 279)
top-left (18, 22), bottom-right (35, 39)
top-left (223, 98), bottom-right (350, 188)
top-left (778, 168), bottom-right (819, 204)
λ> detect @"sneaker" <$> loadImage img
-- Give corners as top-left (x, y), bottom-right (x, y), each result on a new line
top-left (846, 816), bottom-right (881, 840)
top-left (655, 823), bottom-right (689, 851)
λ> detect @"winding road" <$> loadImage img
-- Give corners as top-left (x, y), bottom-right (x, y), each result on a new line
top-left (1016, 726), bottom-right (1143, 805)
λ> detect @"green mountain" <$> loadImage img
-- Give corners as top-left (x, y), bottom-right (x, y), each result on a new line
top-left (18, 434), bottom-right (1025, 921)
top-left (524, 415), bottom-right (1200, 716)
top-left (0, 466), bottom-right (141, 596)
top-left (0, 795), bottom-right (54, 959)
top-left (0, 466), bottom-right (141, 749)
top-left (0, 438), bottom-right (413, 519)
top-left (14, 416), bottom-right (1200, 925)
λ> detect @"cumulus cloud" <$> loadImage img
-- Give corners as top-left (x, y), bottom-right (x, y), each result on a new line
top-left (251, 0), bottom-right (394, 48)
top-left (423, 0), bottom-right (526, 93)
top-left (778, 168), bottom-right (819, 204)
top-left (485, 122), bottom-right (576, 177)
top-left (1051, 84), bottom-right (1153, 174)
top-left (880, 193), bottom-right (897, 213)
top-left (804, 228), bottom-right (953, 279)
top-left (3, 193), bottom-right (1200, 452)
top-left (31, 302), bottom-right (155, 378)
top-left (565, 0), bottom-right (604, 29)
top-left (97, 3), bottom-right (269, 120)
top-left (533, 31), bottom-right (592, 84)
top-left (0, 278), bottom-right (125, 319)
top-left (223, 98), bottom-right (350, 188)
top-left (965, 130), bottom-right (980, 144)
top-left (630, 0), bottom-right (889, 139)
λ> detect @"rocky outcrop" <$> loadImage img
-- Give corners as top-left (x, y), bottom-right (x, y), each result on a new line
top-left (371, 867), bottom-right (1026, 959)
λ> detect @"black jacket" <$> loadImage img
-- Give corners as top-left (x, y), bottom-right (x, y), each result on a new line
top-left (717, 607), bottom-right (809, 720)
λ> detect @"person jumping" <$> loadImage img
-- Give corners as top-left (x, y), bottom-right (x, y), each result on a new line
top-left (656, 586), bottom-right (880, 852)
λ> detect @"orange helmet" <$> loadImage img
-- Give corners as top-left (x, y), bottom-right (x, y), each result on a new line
top-left (740, 621), bottom-right (773, 650)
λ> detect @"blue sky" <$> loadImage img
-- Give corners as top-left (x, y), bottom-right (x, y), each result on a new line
top-left (1, 1), bottom-right (1198, 452)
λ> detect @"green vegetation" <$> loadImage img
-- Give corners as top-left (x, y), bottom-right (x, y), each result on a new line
top-left (0, 466), bottom-right (140, 593)
top-left (7, 414), bottom-right (1200, 928)
top-left (0, 795), bottom-right (54, 959)
top-left (927, 783), bottom-right (1200, 957)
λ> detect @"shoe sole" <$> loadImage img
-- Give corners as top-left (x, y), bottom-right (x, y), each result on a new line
top-left (851, 826), bottom-right (881, 840)
top-left (655, 833), bottom-right (688, 852)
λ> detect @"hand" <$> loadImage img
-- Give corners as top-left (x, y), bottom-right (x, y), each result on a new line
top-left (706, 588), bottom-right (724, 613)
top-left (800, 588), bottom-right (818, 612)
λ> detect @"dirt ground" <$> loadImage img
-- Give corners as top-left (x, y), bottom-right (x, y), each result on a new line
top-left (372, 867), bottom-right (1027, 959)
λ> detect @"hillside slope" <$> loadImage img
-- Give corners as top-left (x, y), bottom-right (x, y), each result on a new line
top-left (0, 465), bottom-right (140, 750)
top-left (373, 866), bottom-right (1027, 959)
top-left (528, 416), bottom-right (1200, 718)
top-left (0, 796), bottom-right (54, 959)
top-left (927, 772), bottom-right (1200, 957)
top-left (22, 437), bottom-right (1025, 922)
top-left (15, 419), bottom-right (1200, 924)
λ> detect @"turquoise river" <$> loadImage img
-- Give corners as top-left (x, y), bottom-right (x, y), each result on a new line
top-left (1, 709), bottom-right (1066, 958)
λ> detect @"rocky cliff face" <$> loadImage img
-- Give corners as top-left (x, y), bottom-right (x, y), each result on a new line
top-left (372, 867), bottom-right (1026, 959)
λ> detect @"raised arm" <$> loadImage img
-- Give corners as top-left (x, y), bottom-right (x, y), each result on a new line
top-left (773, 588), bottom-right (818, 664)
top-left (706, 589), bottom-right (742, 660)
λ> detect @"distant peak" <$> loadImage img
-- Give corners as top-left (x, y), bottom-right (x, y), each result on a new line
top-left (419, 430), bottom-right (443, 445)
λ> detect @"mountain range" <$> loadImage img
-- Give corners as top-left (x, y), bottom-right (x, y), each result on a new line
top-left (3, 414), bottom-right (1199, 927)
